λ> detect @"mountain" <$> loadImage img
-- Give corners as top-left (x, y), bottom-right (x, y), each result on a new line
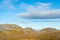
top-left (0, 24), bottom-right (60, 40)
top-left (40, 28), bottom-right (57, 32)
top-left (23, 27), bottom-right (36, 34)
top-left (0, 24), bottom-right (24, 34)
top-left (37, 28), bottom-right (60, 40)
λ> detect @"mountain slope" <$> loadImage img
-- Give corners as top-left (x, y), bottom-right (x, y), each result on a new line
top-left (0, 24), bottom-right (24, 34)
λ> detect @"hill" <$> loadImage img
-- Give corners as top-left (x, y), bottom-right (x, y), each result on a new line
top-left (0, 24), bottom-right (60, 40)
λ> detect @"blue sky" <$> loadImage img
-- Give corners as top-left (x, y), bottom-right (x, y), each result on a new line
top-left (0, 0), bottom-right (60, 30)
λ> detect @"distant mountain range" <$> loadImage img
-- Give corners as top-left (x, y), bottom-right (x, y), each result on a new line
top-left (0, 24), bottom-right (60, 40)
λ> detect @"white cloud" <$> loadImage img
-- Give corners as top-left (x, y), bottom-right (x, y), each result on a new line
top-left (0, 0), bottom-right (60, 19)
top-left (0, 0), bottom-right (16, 9)
top-left (18, 2), bottom-right (60, 19)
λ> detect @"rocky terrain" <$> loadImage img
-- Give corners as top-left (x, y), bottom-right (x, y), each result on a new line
top-left (0, 24), bottom-right (60, 40)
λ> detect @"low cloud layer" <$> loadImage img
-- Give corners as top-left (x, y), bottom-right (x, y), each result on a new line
top-left (19, 2), bottom-right (60, 19)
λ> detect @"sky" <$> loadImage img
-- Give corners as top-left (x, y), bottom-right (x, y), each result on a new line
top-left (0, 0), bottom-right (60, 30)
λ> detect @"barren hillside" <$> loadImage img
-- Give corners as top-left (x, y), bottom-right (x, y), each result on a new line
top-left (0, 24), bottom-right (60, 40)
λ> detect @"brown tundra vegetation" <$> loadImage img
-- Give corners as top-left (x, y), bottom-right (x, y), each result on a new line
top-left (0, 24), bottom-right (60, 40)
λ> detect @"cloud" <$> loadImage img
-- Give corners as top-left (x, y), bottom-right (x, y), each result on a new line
top-left (18, 2), bottom-right (60, 19)
top-left (0, 0), bottom-right (60, 19)
top-left (0, 0), bottom-right (17, 9)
